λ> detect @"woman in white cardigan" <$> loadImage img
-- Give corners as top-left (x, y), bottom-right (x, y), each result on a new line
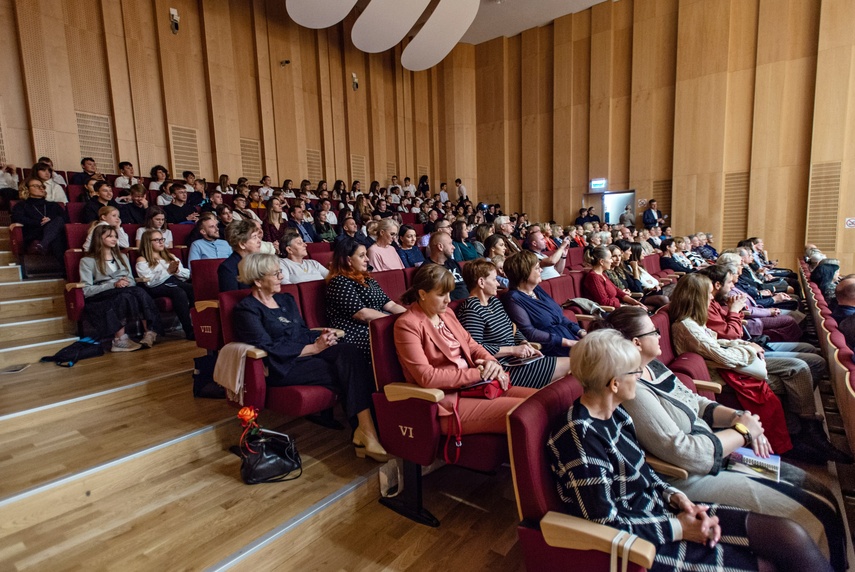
top-left (592, 306), bottom-right (847, 570)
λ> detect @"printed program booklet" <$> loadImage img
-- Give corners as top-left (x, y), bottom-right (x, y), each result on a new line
top-left (726, 447), bottom-right (780, 483)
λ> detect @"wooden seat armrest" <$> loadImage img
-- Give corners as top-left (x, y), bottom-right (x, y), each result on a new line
top-left (693, 380), bottom-right (722, 394)
top-left (671, 272), bottom-right (686, 277)
top-left (246, 347), bottom-right (267, 359)
top-left (65, 282), bottom-right (85, 292)
top-left (528, 342), bottom-right (542, 351)
top-left (645, 454), bottom-right (689, 479)
top-left (174, 245), bottom-right (187, 249)
top-left (383, 382), bottom-right (444, 403)
top-left (600, 305), bottom-right (615, 312)
top-left (630, 292), bottom-right (644, 299)
top-left (310, 327), bottom-right (346, 338)
top-left (540, 511), bottom-right (656, 568)
top-left (574, 314), bottom-right (596, 321)
top-left (194, 300), bottom-right (219, 312)
top-left (9, 222), bottom-right (22, 230)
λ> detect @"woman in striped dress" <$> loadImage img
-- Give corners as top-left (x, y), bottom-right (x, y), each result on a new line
top-left (456, 259), bottom-right (570, 389)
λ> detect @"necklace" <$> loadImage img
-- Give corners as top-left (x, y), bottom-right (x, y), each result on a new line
top-left (30, 201), bottom-right (47, 219)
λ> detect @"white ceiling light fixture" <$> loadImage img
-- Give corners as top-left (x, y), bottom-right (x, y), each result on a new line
top-left (401, 0), bottom-right (479, 71)
top-left (351, 0), bottom-right (431, 53)
top-left (285, 0), bottom-right (358, 29)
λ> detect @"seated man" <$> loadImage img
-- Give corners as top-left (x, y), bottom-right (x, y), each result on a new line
top-left (70, 157), bottom-right (104, 186)
top-left (334, 216), bottom-right (372, 249)
top-left (82, 181), bottom-right (119, 224)
top-left (493, 215), bottom-right (522, 254)
top-left (119, 185), bottom-right (149, 224)
top-left (422, 231), bottom-right (468, 301)
top-left (164, 183), bottom-right (200, 225)
top-left (833, 277), bottom-right (855, 350)
top-left (187, 215), bottom-right (232, 263)
top-left (286, 204), bottom-right (320, 243)
top-left (279, 229), bottom-right (329, 284)
top-left (11, 177), bottom-right (68, 265)
top-left (736, 247), bottom-right (797, 308)
top-left (524, 228), bottom-right (568, 280)
top-left (692, 231), bottom-right (719, 261)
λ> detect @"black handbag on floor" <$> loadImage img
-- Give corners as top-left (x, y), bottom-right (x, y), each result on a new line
top-left (40, 337), bottom-right (104, 367)
top-left (239, 428), bottom-right (302, 484)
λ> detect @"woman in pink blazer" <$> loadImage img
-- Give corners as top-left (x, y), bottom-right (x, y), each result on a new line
top-left (394, 264), bottom-right (536, 435)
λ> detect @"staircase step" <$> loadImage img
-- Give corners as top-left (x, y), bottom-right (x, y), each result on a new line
top-left (0, 251), bottom-right (15, 265)
top-left (0, 264), bottom-right (21, 282)
top-left (0, 371), bottom-right (228, 499)
top-left (0, 334), bottom-right (78, 369)
top-left (0, 295), bottom-right (65, 320)
top-left (0, 238), bottom-right (9, 251)
top-left (0, 227), bottom-right (9, 239)
top-left (0, 416), bottom-right (375, 570)
top-left (0, 316), bottom-right (74, 343)
top-left (0, 279), bottom-right (64, 302)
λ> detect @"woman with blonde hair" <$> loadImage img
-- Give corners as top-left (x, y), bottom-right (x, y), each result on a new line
top-left (233, 252), bottom-right (387, 462)
top-left (82, 205), bottom-right (130, 250)
top-left (136, 229), bottom-right (194, 340)
top-left (80, 225), bottom-right (160, 351)
top-left (367, 218), bottom-right (404, 271)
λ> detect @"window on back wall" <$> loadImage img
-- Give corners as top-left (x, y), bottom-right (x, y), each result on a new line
top-left (76, 112), bottom-right (115, 173)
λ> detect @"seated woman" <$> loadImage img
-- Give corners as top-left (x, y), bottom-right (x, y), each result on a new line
top-left (312, 209), bottom-right (337, 243)
top-left (79, 225), bottom-right (161, 351)
top-left (670, 273), bottom-right (849, 466)
top-left (451, 220), bottom-right (479, 261)
top-left (548, 329), bottom-right (832, 572)
top-left (672, 236), bottom-right (701, 270)
top-left (82, 206), bottom-right (130, 250)
top-left (326, 237), bottom-right (406, 362)
top-left (483, 234), bottom-right (510, 288)
top-left (394, 263), bottom-right (537, 436)
top-left (261, 197), bottom-right (288, 247)
top-left (457, 259), bottom-right (570, 389)
top-left (135, 229), bottom-right (195, 341)
top-left (11, 177), bottom-right (68, 265)
top-left (501, 251), bottom-right (585, 357)
top-left (395, 224), bottom-right (424, 268)
top-left (135, 207), bottom-right (173, 248)
top-left (811, 258), bottom-right (840, 305)
top-left (591, 306), bottom-right (847, 569)
top-left (232, 253), bottom-right (387, 462)
top-left (582, 246), bottom-right (646, 308)
top-left (278, 229), bottom-right (329, 284)
top-left (366, 218), bottom-right (404, 272)
top-left (659, 238), bottom-right (695, 274)
top-left (624, 241), bottom-right (670, 309)
top-left (218, 219), bottom-right (263, 292)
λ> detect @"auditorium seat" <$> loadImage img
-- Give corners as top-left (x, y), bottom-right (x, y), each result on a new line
top-left (218, 286), bottom-right (339, 417)
top-left (296, 279), bottom-right (327, 329)
top-left (566, 247), bottom-right (585, 270)
top-left (507, 375), bottom-right (654, 571)
top-left (64, 224), bottom-right (90, 250)
top-left (66, 202), bottom-right (85, 223)
top-left (170, 223), bottom-right (194, 247)
top-left (309, 250), bottom-right (333, 269)
top-left (66, 185), bottom-right (85, 202)
top-left (190, 258), bottom-right (226, 351)
top-left (372, 269), bottom-right (407, 304)
top-left (400, 213), bottom-right (416, 224)
top-left (305, 242), bottom-right (332, 256)
top-left (369, 314), bottom-right (510, 527)
top-left (403, 266), bottom-right (418, 289)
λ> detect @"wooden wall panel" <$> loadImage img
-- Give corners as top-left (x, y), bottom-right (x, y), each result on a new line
top-left (101, 0), bottom-right (138, 168)
top-left (0, 0), bottom-right (33, 165)
top-left (521, 26), bottom-right (554, 221)
top-left (251, 0), bottom-right (277, 181)
top-left (569, 11), bottom-right (591, 216)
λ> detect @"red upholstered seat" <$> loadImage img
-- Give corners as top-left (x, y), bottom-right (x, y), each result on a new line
top-left (309, 250), bottom-right (333, 269)
top-left (189, 258), bottom-right (226, 351)
top-left (373, 269), bottom-right (407, 304)
top-left (218, 287), bottom-right (337, 417)
top-left (65, 224), bottom-right (89, 250)
top-left (305, 242), bottom-right (332, 256)
top-left (66, 202), bottom-right (85, 223)
top-left (651, 311), bottom-right (713, 400)
top-left (400, 213), bottom-right (416, 224)
top-left (122, 224), bottom-right (140, 245)
top-left (297, 279), bottom-right (327, 329)
top-left (403, 266), bottom-right (418, 288)
top-left (546, 274), bottom-right (577, 306)
top-left (369, 314), bottom-right (509, 527)
top-left (508, 376), bottom-right (648, 571)
top-left (410, 223), bottom-right (425, 236)
top-left (170, 223), bottom-right (194, 247)
top-left (566, 247), bottom-right (585, 270)
top-left (64, 250), bottom-right (86, 323)
top-left (66, 185), bottom-right (85, 202)
top-left (9, 225), bottom-right (24, 257)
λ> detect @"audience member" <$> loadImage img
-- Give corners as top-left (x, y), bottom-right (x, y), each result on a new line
top-left (335, 216), bottom-right (372, 249)
top-left (79, 225), bottom-right (160, 351)
top-left (367, 219), bottom-right (404, 271)
top-left (423, 232), bottom-right (468, 300)
top-left (278, 229), bottom-right (329, 284)
top-left (659, 238), bottom-right (694, 274)
top-left (114, 161), bottom-right (139, 190)
top-left (834, 278), bottom-right (855, 351)
top-left (287, 204), bottom-right (320, 243)
top-left (163, 183), bottom-right (200, 225)
top-left (120, 185), bottom-right (149, 224)
top-left (502, 251), bottom-right (584, 357)
top-left (582, 246), bottom-right (645, 308)
top-left (233, 253), bottom-right (387, 462)
top-left (218, 219), bottom-right (262, 292)
top-left (11, 176), bottom-right (68, 265)
top-left (261, 197), bottom-right (288, 247)
top-left (451, 220), bottom-right (479, 262)
top-left (187, 215), bottom-right (231, 263)
top-left (494, 216), bottom-right (522, 254)
top-left (82, 181), bottom-right (119, 224)
top-left (31, 162), bottom-right (67, 204)
top-left (395, 224), bottom-right (424, 268)
top-left (135, 229), bottom-right (194, 340)
top-left (642, 198), bottom-right (665, 228)
top-left (70, 157), bottom-right (103, 185)
top-left (135, 206), bottom-right (173, 248)
top-left (82, 206), bottom-right (130, 250)
top-left (811, 259), bottom-right (840, 307)
top-left (148, 165), bottom-right (169, 191)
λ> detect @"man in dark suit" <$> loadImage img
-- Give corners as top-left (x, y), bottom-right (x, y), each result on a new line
top-left (287, 204), bottom-right (320, 243)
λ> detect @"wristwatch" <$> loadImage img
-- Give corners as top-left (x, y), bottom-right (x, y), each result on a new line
top-left (733, 422), bottom-right (752, 447)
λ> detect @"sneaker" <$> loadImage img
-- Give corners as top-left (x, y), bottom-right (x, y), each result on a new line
top-left (112, 335), bottom-right (142, 353)
top-left (140, 331), bottom-right (157, 348)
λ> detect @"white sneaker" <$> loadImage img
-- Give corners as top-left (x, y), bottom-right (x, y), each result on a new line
top-left (112, 335), bottom-right (142, 352)
top-left (140, 331), bottom-right (157, 348)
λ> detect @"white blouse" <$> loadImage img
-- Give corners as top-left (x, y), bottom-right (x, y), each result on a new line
top-left (135, 256), bottom-right (190, 288)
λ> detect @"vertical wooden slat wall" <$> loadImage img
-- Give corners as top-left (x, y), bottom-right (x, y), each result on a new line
top-left (3, 0), bottom-right (855, 262)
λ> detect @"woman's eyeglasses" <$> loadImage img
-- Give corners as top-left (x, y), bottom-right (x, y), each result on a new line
top-left (622, 369), bottom-right (644, 378)
top-left (151, 238), bottom-right (166, 243)
top-left (635, 328), bottom-right (661, 338)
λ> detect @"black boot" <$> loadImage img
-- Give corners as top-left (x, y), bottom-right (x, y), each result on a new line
top-left (799, 419), bottom-right (854, 464)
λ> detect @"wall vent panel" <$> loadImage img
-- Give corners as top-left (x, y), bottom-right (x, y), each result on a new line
top-left (651, 180), bottom-right (672, 226)
top-left (76, 112), bottom-right (115, 172)
top-left (417, 165), bottom-right (429, 179)
top-left (722, 172), bottom-right (750, 249)
top-left (169, 125), bottom-right (200, 176)
top-left (386, 162), bottom-right (397, 180)
top-left (351, 154), bottom-right (367, 184)
top-left (806, 162), bottom-right (841, 252)
top-left (306, 149), bottom-right (323, 183)
top-left (0, 115), bottom-right (6, 165)
top-left (240, 138), bottom-right (262, 182)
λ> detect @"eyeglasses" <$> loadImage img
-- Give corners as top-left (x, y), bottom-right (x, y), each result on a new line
top-left (267, 270), bottom-right (283, 278)
top-left (622, 369), bottom-right (644, 378)
top-left (28, 184), bottom-right (46, 189)
top-left (635, 328), bottom-right (660, 338)
top-left (151, 238), bottom-right (166, 243)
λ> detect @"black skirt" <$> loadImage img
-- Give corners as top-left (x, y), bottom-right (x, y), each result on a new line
top-left (84, 287), bottom-right (162, 338)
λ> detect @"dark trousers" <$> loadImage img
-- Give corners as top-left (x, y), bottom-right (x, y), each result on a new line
top-left (144, 277), bottom-right (194, 335)
top-left (272, 343), bottom-right (374, 423)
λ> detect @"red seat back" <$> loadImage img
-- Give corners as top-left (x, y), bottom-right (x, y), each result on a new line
top-left (66, 202), bottom-right (85, 223)
top-left (508, 375), bottom-right (584, 522)
top-left (65, 249), bottom-right (85, 283)
top-left (410, 223), bottom-right (425, 236)
top-left (372, 269), bottom-right (407, 303)
top-left (403, 266), bottom-right (418, 288)
top-left (219, 284), bottom-right (301, 344)
top-left (566, 247), bottom-right (585, 270)
top-left (67, 185), bottom-right (85, 202)
top-left (369, 314), bottom-right (406, 389)
top-left (297, 279), bottom-right (327, 328)
top-left (567, 271), bottom-right (585, 299)
top-left (310, 250), bottom-right (333, 269)
top-left (547, 274), bottom-right (576, 305)
top-left (190, 258), bottom-right (226, 301)
top-left (65, 224), bottom-right (89, 249)
top-left (305, 242), bottom-right (332, 255)
top-left (651, 312), bottom-right (675, 365)
top-left (9, 226), bottom-right (24, 256)
top-left (400, 213), bottom-right (416, 224)
top-left (122, 224), bottom-right (140, 244)
top-left (170, 223), bottom-right (194, 247)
